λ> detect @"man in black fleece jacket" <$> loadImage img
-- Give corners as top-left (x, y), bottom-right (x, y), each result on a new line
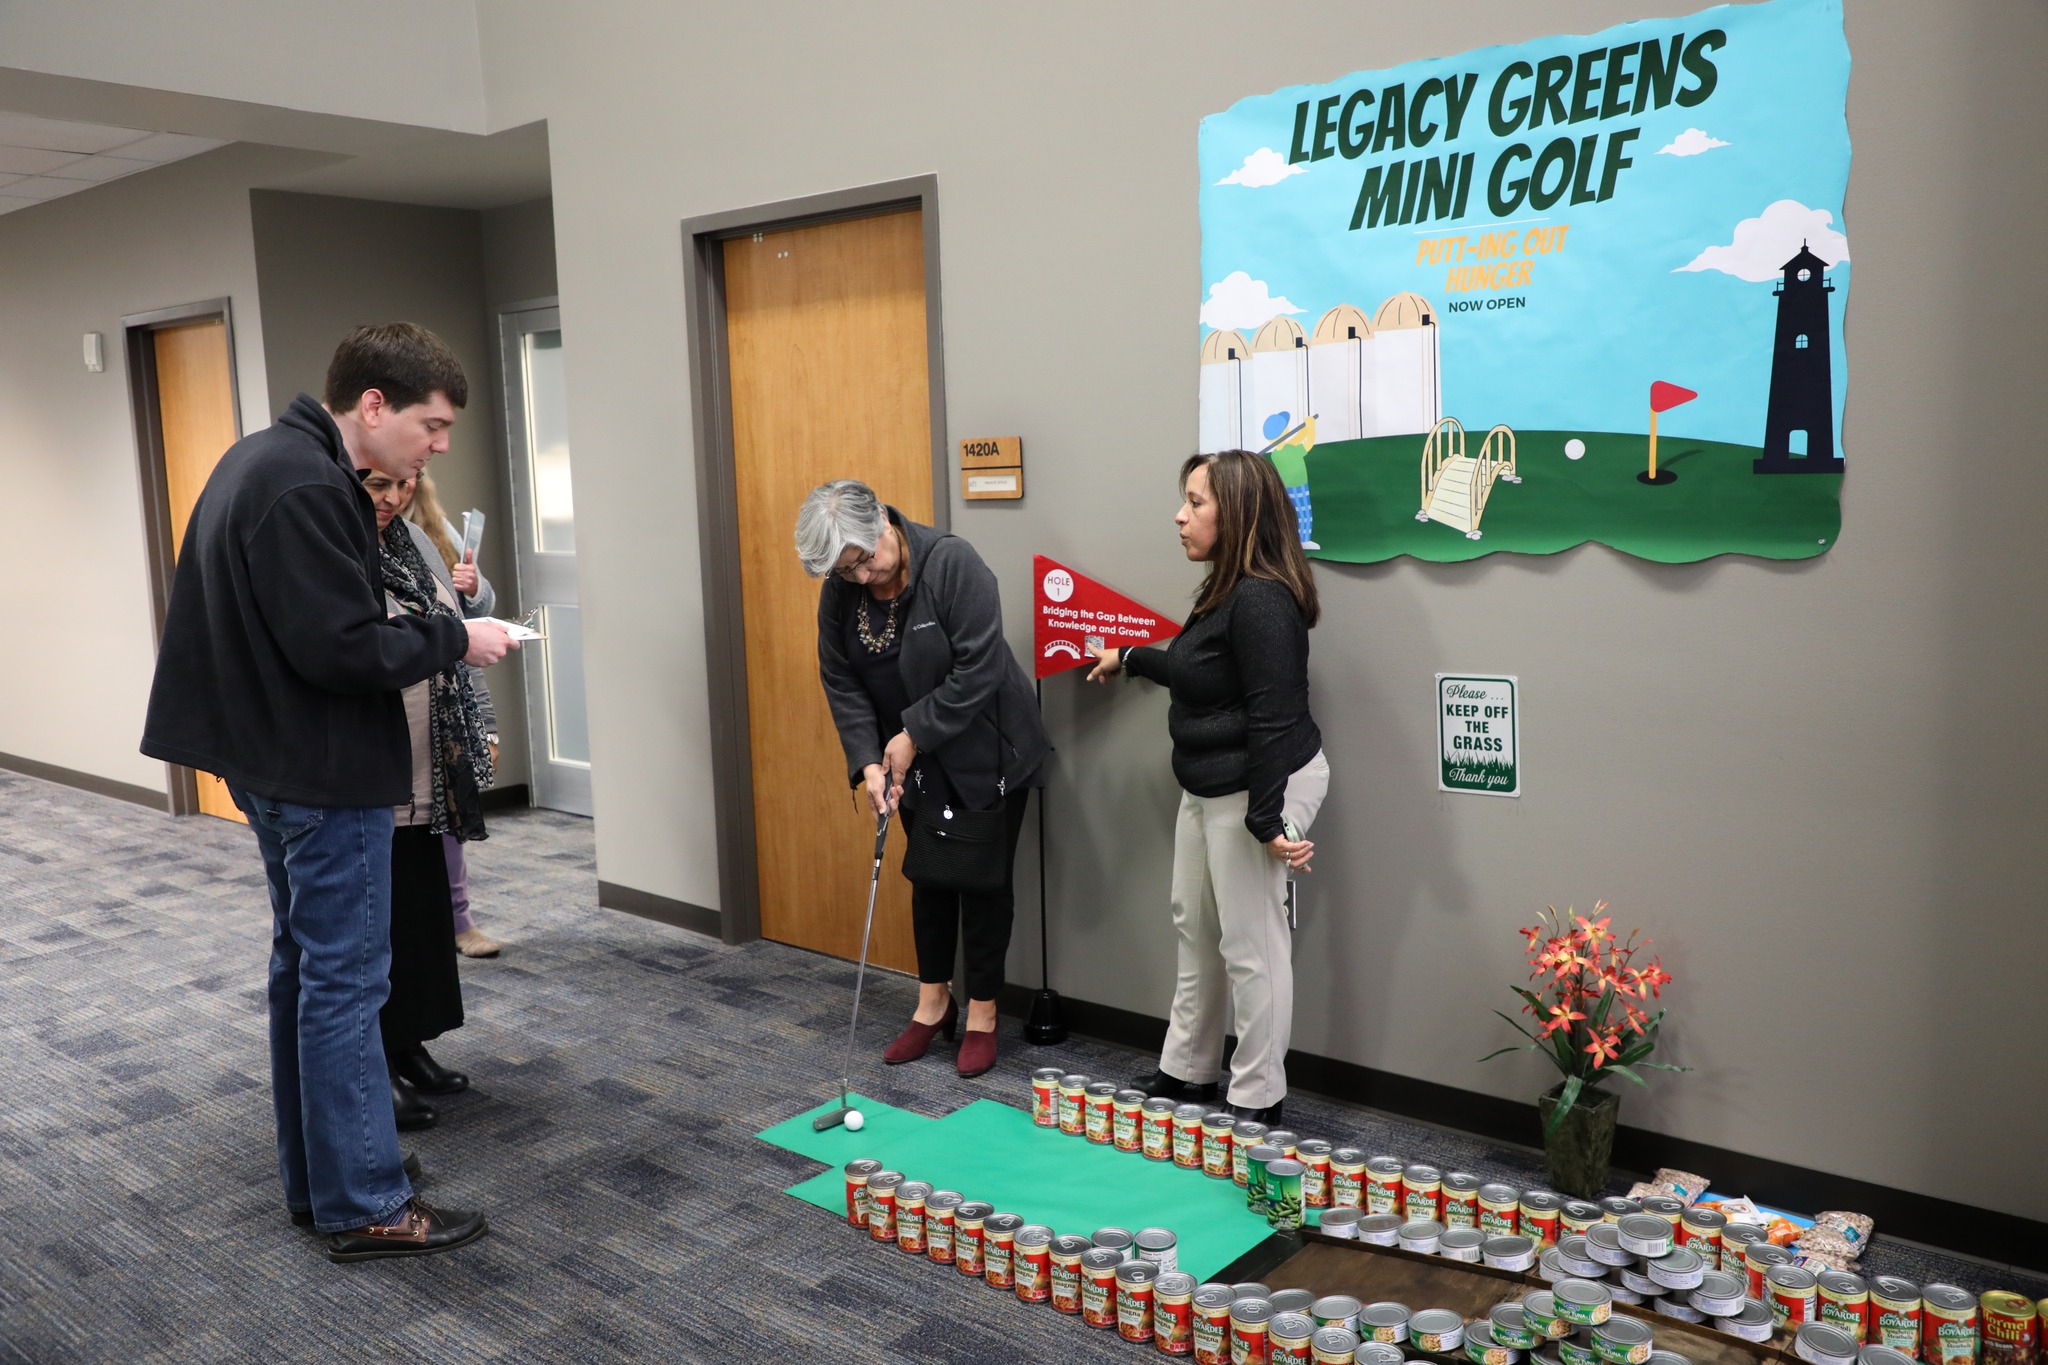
top-left (142, 323), bottom-right (513, 1261)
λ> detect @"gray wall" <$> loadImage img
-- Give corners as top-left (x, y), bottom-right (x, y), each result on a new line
top-left (474, 0), bottom-right (2048, 1218)
top-left (484, 196), bottom-right (557, 310)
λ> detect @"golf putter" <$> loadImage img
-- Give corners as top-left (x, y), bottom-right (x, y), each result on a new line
top-left (813, 799), bottom-right (894, 1132)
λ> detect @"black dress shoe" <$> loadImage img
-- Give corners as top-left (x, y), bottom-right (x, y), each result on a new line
top-left (292, 1152), bottom-right (422, 1227)
top-left (327, 1198), bottom-right (488, 1263)
top-left (1227, 1099), bottom-right (1285, 1126)
top-left (391, 1075), bottom-right (438, 1131)
top-left (1134, 1068), bottom-right (1220, 1104)
top-left (389, 1042), bottom-right (469, 1095)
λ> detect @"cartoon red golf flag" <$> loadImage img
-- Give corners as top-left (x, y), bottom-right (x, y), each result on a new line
top-left (1032, 555), bottom-right (1180, 678)
top-left (1643, 381), bottom-right (1698, 485)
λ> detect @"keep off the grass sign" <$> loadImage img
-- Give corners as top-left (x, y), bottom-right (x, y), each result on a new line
top-left (1439, 675), bottom-right (1519, 796)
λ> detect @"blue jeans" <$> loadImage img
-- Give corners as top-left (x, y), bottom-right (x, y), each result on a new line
top-left (230, 789), bottom-right (413, 1232)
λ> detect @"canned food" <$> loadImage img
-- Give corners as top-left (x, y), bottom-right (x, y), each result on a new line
top-left (1058, 1074), bottom-right (1090, 1135)
top-left (1645, 1353), bottom-right (1692, 1365)
top-left (1796, 1324), bottom-right (1862, 1365)
top-left (1358, 1213), bottom-right (1404, 1246)
top-left (1266, 1130), bottom-right (1300, 1158)
top-left (1331, 1149), bottom-right (1368, 1209)
top-left (1861, 1348), bottom-right (1920, 1365)
top-left (1617, 1214), bottom-right (1675, 1258)
top-left (1114, 1088), bottom-right (1148, 1152)
top-left (1362, 1300), bottom-right (1413, 1344)
top-left (1442, 1228), bottom-right (1487, 1262)
top-left (1593, 1316), bottom-right (1654, 1365)
top-left (865, 1170), bottom-right (903, 1243)
top-left (1050, 1233), bottom-right (1091, 1313)
top-left (1689, 1270), bottom-right (1748, 1318)
top-left (1648, 1246), bottom-right (1707, 1291)
top-left (1868, 1277), bottom-right (1922, 1356)
top-left (1639, 1195), bottom-right (1686, 1224)
top-left (982, 1212), bottom-right (1023, 1288)
top-left (1398, 1219), bottom-right (1444, 1254)
top-left (1233, 1283), bottom-right (1273, 1300)
top-left (1320, 1207), bottom-right (1364, 1240)
top-left (842, 1158), bottom-right (881, 1228)
top-left (1720, 1300), bottom-right (1777, 1342)
top-left (1479, 1183), bottom-right (1523, 1237)
top-left (1314, 1327), bottom-right (1365, 1364)
top-left (1358, 1343), bottom-right (1408, 1365)
top-left (1599, 1197), bottom-right (1642, 1221)
top-left (1298, 1140), bottom-right (1334, 1209)
top-left (1559, 1328), bottom-right (1601, 1365)
top-left (1554, 1280), bottom-right (1615, 1327)
top-left (1085, 1081), bottom-right (1119, 1143)
top-left (1485, 1235), bottom-right (1539, 1272)
top-left (1313, 1295), bottom-right (1365, 1332)
top-left (1267, 1159), bottom-right (1306, 1231)
top-left (1746, 1240), bottom-right (1794, 1302)
top-left (1403, 1164), bottom-right (1445, 1222)
top-left (1137, 1226), bottom-right (1180, 1273)
top-left (1492, 1302), bottom-right (1542, 1349)
top-left (1015, 1224), bottom-right (1054, 1302)
top-left (1203, 1112), bottom-right (1238, 1178)
top-left (1677, 1205), bottom-right (1726, 1271)
top-left (925, 1190), bottom-right (962, 1263)
top-left (894, 1181), bottom-right (932, 1254)
top-left (1817, 1272), bottom-right (1870, 1343)
top-left (1194, 1284), bottom-right (1237, 1364)
top-left (1412, 1308), bottom-right (1468, 1353)
top-left (1721, 1222), bottom-right (1767, 1263)
top-left (1246, 1144), bottom-right (1284, 1215)
top-left (1554, 1235), bottom-right (1605, 1279)
top-left (1585, 1224), bottom-right (1635, 1267)
top-left (1769, 1264), bottom-right (1821, 1331)
top-left (1561, 1201), bottom-right (1605, 1237)
top-left (1156, 1271), bottom-right (1198, 1356)
top-left (1173, 1103), bottom-right (1209, 1168)
top-left (1521, 1191), bottom-right (1565, 1247)
top-left (1617, 1263), bottom-right (1660, 1297)
top-left (1118, 1258), bottom-right (1161, 1343)
top-left (1030, 1066), bottom-right (1063, 1126)
top-left (1524, 1291), bottom-right (1569, 1340)
top-left (1469, 1322), bottom-right (1526, 1365)
top-left (1444, 1172), bottom-right (1483, 1228)
top-left (1270, 1290), bottom-right (1316, 1316)
top-left (1920, 1285), bottom-right (1978, 1365)
top-left (1232, 1297), bottom-right (1275, 1362)
top-left (1143, 1097), bottom-right (1179, 1160)
top-left (1231, 1122), bottom-right (1270, 1187)
top-left (1272, 1311), bottom-right (1317, 1362)
top-left (1653, 1299), bottom-right (1705, 1323)
top-left (1366, 1156), bottom-right (1406, 1215)
top-left (1980, 1291), bottom-right (2037, 1365)
top-left (955, 1201), bottom-right (992, 1276)
top-left (1081, 1247), bottom-right (1124, 1327)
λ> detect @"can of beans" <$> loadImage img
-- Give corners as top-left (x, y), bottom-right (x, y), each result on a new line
top-left (1202, 1112), bottom-right (1237, 1178)
top-left (1677, 1204), bottom-right (1726, 1270)
top-left (1314, 1327), bottom-right (1364, 1363)
top-left (1600, 1197), bottom-right (1642, 1221)
top-left (1869, 1277), bottom-right (1922, 1356)
top-left (1085, 1082), bottom-right (1118, 1143)
top-left (1402, 1163), bottom-right (1444, 1222)
top-left (1266, 1159), bottom-right (1306, 1231)
top-left (1231, 1297), bottom-right (1274, 1362)
top-left (1030, 1066), bottom-right (1062, 1126)
top-left (1115, 1088), bottom-right (1148, 1152)
top-left (1173, 1103), bottom-right (1208, 1168)
top-left (1312, 1296), bottom-right (1364, 1334)
top-left (1362, 1302), bottom-right (1412, 1344)
top-left (1411, 1308), bottom-right (1468, 1353)
top-left (1094, 1226), bottom-right (1136, 1258)
top-left (1639, 1195), bottom-right (1685, 1224)
top-left (1232, 1122), bottom-right (1270, 1186)
top-left (865, 1170), bottom-right (903, 1243)
top-left (1357, 1213), bottom-right (1404, 1246)
top-left (1747, 1240), bottom-right (1795, 1301)
top-left (1050, 1233), bottom-right (1091, 1313)
top-left (1441, 1227), bottom-right (1487, 1262)
top-left (1058, 1074), bottom-right (1090, 1134)
top-left (1770, 1264), bottom-right (1822, 1331)
top-left (1143, 1097), bottom-right (1178, 1160)
top-left (1272, 1311), bottom-right (1317, 1362)
top-left (1246, 1144), bottom-right (1283, 1216)
top-left (1118, 1259), bottom-right (1161, 1343)
top-left (1319, 1208), bottom-right (1363, 1240)
top-left (894, 1181), bottom-right (931, 1255)
top-left (1013, 1224), bottom-right (1054, 1302)
top-left (1593, 1316), bottom-right (1654, 1365)
top-left (1981, 1291), bottom-right (2037, 1365)
top-left (842, 1158), bottom-right (881, 1229)
top-left (1520, 1191), bottom-right (1565, 1248)
top-left (1920, 1285), bottom-right (1978, 1365)
top-left (925, 1190), bottom-right (961, 1263)
top-left (955, 1201), bottom-right (992, 1276)
top-left (1818, 1272), bottom-right (1871, 1343)
top-left (1365, 1156), bottom-right (1405, 1215)
top-left (1443, 1172), bottom-right (1483, 1228)
top-left (1330, 1148), bottom-right (1367, 1208)
top-left (1194, 1283), bottom-right (1237, 1364)
top-left (1155, 1271), bottom-right (1198, 1356)
top-left (982, 1212), bottom-right (1023, 1288)
top-left (1081, 1247), bottom-right (1124, 1327)
top-left (1297, 1140), bottom-right (1333, 1208)
top-left (1561, 1201), bottom-right (1605, 1237)
top-left (1138, 1227), bottom-right (1181, 1273)
top-left (1478, 1183), bottom-right (1522, 1237)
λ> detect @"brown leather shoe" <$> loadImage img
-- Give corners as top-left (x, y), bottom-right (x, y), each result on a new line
top-left (327, 1198), bottom-right (488, 1263)
top-left (883, 997), bottom-right (957, 1064)
top-left (956, 1025), bottom-right (999, 1078)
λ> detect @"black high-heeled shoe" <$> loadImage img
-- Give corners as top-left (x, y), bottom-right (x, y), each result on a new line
top-left (390, 1041), bottom-right (469, 1095)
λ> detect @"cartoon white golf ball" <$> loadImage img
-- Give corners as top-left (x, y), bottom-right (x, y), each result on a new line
top-left (1565, 439), bottom-right (1586, 460)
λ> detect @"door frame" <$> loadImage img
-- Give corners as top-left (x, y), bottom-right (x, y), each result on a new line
top-left (680, 175), bottom-right (949, 947)
top-left (123, 297), bottom-right (244, 817)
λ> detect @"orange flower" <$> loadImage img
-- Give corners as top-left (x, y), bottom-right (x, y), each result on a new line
top-left (1574, 913), bottom-right (1613, 947)
top-left (1539, 1003), bottom-right (1586, 1038)
top-left (1584, 1030), bottom-right (1620, 1066)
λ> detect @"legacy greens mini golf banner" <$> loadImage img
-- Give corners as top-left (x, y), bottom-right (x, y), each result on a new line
top-left (1197, 0), bottom-right (1851, 564)
top-left (1439, 675), bottom-right (1519, 796)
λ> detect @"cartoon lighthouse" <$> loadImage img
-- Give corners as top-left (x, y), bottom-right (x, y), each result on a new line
top-left (1754, 244), bottom-right (1841, 473)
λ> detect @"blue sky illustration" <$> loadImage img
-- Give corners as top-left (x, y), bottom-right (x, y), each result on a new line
top-left (1197, 0), bottom-right (1851, 450)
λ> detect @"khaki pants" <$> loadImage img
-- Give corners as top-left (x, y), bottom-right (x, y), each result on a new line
top-left (1158, 750), bottom-right (1330, 1109)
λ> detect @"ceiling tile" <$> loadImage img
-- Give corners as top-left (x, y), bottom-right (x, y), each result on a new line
top-left (0, 195), bottom-right (43, 216)
top-left (45, 155), bottom-right (157, 184)
top-left (111, 132), bottom-right (226, 164)
top-left (0, 175), bottom-right (96, 202)
top-left (0, 111), bottom-right (149, 154)
top-left (0, 146), bottom-right (81, 176)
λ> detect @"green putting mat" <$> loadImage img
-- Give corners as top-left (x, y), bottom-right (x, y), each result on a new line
top-left (758, 1095), bottom-right (1310, 1282)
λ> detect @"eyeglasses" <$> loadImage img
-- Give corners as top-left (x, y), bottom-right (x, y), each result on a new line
top-left (831, 546), bottom-right (876, 581)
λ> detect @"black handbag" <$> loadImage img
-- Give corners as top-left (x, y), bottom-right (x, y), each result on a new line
top-left (901, 694), bottom-right (1011, 896)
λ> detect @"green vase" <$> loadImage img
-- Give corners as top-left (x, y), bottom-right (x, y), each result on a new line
top-left (1538, 1083), bottom-right (1619, 1199)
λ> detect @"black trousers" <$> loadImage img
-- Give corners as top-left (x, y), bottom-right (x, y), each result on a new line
top-left (381, 825), bottom-right (464, 1052)
top-left (899, 788), bottom-right (1032, 1002)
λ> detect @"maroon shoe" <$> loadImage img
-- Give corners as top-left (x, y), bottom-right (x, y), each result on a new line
top-left (884, 998), bottom-right (957, 1064)
top-left (956, 1026), bottom-right (999, 1079)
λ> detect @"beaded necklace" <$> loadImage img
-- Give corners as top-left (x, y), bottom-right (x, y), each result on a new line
top-left (855, 591), bottom-right (900, 653)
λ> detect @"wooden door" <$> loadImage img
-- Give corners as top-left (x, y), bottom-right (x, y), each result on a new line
top-left (155, 318), bottom-right (245, 824)
top-left (724, 209), bottom-right (933, 971)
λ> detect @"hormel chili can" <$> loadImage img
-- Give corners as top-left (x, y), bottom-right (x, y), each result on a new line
top-left (1086, 1082), bottom-right (1118, 1143)
top-left (865, 1170), bottom-right (902, 1243)
top-left (1402, 1163), bottom-right (1443, 1222)
top-left (1173, 1104), bottom-right (1208, 1168)
top-left (1330, 1148), bottom-right (1367, 1208)
top-left (1678, 1204), bottom-right (1727, 1271)
top-left (1232, 1123), bottom-right (1270, 1187)
top-left (1770, 1264), bottom-right (1822, 1331)
top-left (1014, 1225), bottom-right (1054, 1303)
top-left (1443, 1172), bottom-right (1482, 1228)
top-left (954, 1201), bottom-right (992, 1276)
top-left (1818, 1272), bottom-right (1871, 1343)
top-left (1143, 1098), bottom-right (1177, 1160)
top-left (1980, 1291), bottom-right (2037, 1365)
top-left (925, 1190), bottom-right (961, 1263)
top-left (1117, 1259), bottom-right (1161, 1342)
top-left (1058, 1074), bottom-right (1090, 1134)
top-left (1203, 1112), bottom-right (1237, 1178)
top-left (1478, 1183), bottom-right (1522, 1237)
top-left (1194, 1284), bottom-right (1237, 1364)
top-left (1030, 1066), bottom-right (1062, 1126)
top-left (1115, 1089), bottom-right (1148, 1152)
top-left (1920, 1285), bottom-right (1978, 1365)
top-left (982, 1212), bottom-right (1023, 1288)
top-left (1156, 1271), bottom-right (1198, 1356)
top-left (842, 1158), bottom-right (881, 1229)
top-left (1365, 1156), bottom-right (1404, 1214)
top-left (1298, 1140), bottom-right (1333, 1208)
top-left (894, 1181), bottom-right (931, 1254)
top-left (1081, 1248), bottom-right (1124, 1327)
top-left (1050, 1235), bottom-right (1091, 1313)
top-left (1869, 1277), bottom-right (1922, 1355)
top-left (1520, 1190), bottom-right (1564, 1247)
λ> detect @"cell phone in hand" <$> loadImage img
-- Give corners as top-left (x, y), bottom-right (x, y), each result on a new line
top-left (1282, 817), bottom-right (1303, 929)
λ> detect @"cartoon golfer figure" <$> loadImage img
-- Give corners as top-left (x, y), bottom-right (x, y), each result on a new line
top-left (1261, 411), bottom-right (1318, 550)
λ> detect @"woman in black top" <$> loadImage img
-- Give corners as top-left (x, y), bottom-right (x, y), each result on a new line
top-left (798, 480), bottom-right (1049, 1078)
top-left (1087, 450), bottom-right (1328, 1124)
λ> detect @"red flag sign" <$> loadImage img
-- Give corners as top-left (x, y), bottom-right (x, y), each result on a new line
top-left (1032, 555), bottom-right (1180, 678)
top-left (1650, 381), bottom-right (1698, 413)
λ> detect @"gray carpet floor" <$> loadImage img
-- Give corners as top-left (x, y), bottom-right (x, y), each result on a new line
top-left (1, 770), bottom-right (2039, 1363)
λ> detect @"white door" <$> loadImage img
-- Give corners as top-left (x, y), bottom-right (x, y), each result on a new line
top-left (499, 303), bottom-right (593, 816)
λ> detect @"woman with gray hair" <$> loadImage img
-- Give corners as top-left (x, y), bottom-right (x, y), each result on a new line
top-left (797, 480), bottom-right (1048, 1078)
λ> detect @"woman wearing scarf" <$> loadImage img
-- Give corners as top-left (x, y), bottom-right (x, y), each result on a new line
top-left (363, 469), bottom-right (497, 1131)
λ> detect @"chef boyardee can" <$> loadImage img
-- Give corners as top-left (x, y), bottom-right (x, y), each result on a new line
top-left (1869, 1276), bottom-right (1922, 1355)
top-left (1919, 1285), bottom-right (1978, 1365)
top-left (982, 1212), bottom-right (1023, 1288)
top-left (1411, 1308), bottom-right (1468, 1353)
top-left (1114, 1088), bottom-right (1147, 1152)
top-left (1173, 1103), bottom-right (1208, 1168)
top-left (1050, 1233), bottom-right (1090, 1313)
top-left (1677, 1204), bottom-right (1726, 1271)
top-left (1520, 1191), bottom-right (1565, 1247)
top-left (1245, 1144), bottom-right (1283, 1215)
top-left (1058, 1074), bottom-right (1090, 1134)
top-left (1085, 1081), bottom-right (1118, 1144)
top-left (1746, 1239), bottom-right (1794, 1301)
top-left (1155, 1272), bottom-right (1198, 1357)
top-left (1331, 1148), bottom-right (1368, 1208)
top-left (1266, 1159), bottom-right (1306, 1231)
top-left (1298, 1139), bottom-right (1334, 1208)
top-left (1014, 1224), bottom-right (1054, 1302)
top-left (1720, 1221), bottom-right (1766, 1266)
top-left (1030, 1066), bottom-right (1062, 1126)
top-left (894, 1181), bottom-right (931, 1255)
top-left (1592, 1316), bottom-right (1654, 1365)
top-left (1231, 1122), bottom-right (1270, 1187)
top-left (842, 1158), bottom-right (881, 1229)
top-left (1143, 1097), bottom-right (1178, 1160)
top-left (1561, 1201), bottom-right (1604, 1237)
top-left (954, 1200), bottom-right (992, 1276)
top-left (1137, 1226), bottom-right (1180, 1273)
top-left (1639, 1195), bottom-right (1685, 1224)
top-left (1314, 1327), bottom-right (1364, 1364)
top-left (1266, 1130), bottom-right (1300, 1159)
top-left (1478, 1182), bottom-right (1522, 1237)
top-left (1272, 1311), bottom-right (1317, 1362)
top-left (1555, 1280), bottom-right (1615, 1327)
top-left (1769, 1264), bottom-right (1821, 1331)
top-left (1402, 1163), bottom-right (1444, 1222)
top-left (1599, 1197), bottom-right (1641, 1221)
top-left (865, 1170), bottom-right (903, 1243)
top-left (1443, 1172), bottom-right (1483, 1228)
top-left (1081, 1247), bottom-right (1124, 1327)
top-left (1365, 1156), bottom-right (1405, 1214)
top-left (1979, 1291), bottom-right (2036, 1365)
top-left (1203, 1112), bottom-right (1238, 1178)
top-left (1230, 1297), bottom-right (1275, 1363)
top-left (925, 1190), bottom-right (962, 1263)
top-left (1817, 1271), bottom-right (1871, 1343)
top-left (1194, 1283), bottom-right (1237, 1364)
top-left (1117, 1258), bottom-right (1160, 1343)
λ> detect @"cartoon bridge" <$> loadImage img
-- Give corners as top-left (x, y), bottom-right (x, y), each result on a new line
top-left (1417, 417), bottom-right (1519, 539)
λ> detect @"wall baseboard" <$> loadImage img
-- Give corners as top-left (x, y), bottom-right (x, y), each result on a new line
top-left (0, 751), bottom-right (168, 811)
top-left (997, 985), bottom-right (2048, 1274)
top-left (481, 784), bottom-right (531, 812)
top-left (597, 880), bottom-right (721, 939)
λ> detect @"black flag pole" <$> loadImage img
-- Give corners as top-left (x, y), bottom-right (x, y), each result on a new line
top-left (1025, 677), bottom-right (1069, 1045)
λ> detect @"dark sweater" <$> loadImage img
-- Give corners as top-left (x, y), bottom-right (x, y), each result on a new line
top-left (1123, 576), bottom-right (1322, 842)
top-left (140, 395), bottom-right (468, 807)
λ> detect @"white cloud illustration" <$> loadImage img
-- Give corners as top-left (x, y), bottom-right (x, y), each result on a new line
top-left (1200, 272), bottom-right (1303, 331)
top-left (1216, 147), bottom-right (1306, 188)
top-left (1656, 128), bottom-right (1730, 157)
top-left (1675, 200), bottom-right (1850, 283)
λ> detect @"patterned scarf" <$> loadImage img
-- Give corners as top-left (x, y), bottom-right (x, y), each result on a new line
top-left (380, 521), bottom-right (495, 841)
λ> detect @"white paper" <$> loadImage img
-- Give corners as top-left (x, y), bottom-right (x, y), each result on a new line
top-left (479, 617), bottom-right (543, 641)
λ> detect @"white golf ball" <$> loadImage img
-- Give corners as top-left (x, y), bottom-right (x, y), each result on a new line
top-left (1565, 438), bottom-right (1586, 460)
top-left (844, 1109), bottom-right (864, 1131)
